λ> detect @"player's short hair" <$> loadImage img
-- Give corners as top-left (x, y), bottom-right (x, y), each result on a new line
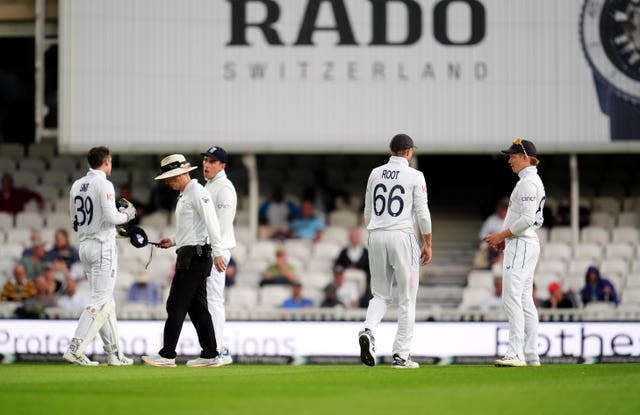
top-left (529, 156), bottom-right (540, 166)
top-left (87, 146), bottom-right (111, 169)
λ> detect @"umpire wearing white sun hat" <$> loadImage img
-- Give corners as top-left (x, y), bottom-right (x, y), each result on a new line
top-left (142, 153), bottom-right (225, 368)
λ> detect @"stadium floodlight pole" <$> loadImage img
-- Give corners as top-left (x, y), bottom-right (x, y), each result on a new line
top-left (242, 153), bottom-right (259, 252)
top-left (569, 154), bottom-right (579, 248)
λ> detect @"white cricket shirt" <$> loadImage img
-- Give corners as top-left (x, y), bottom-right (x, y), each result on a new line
top-left (171, 179), bottom-right (222, 250)
top-left (503, 166), bottom-right (546, 241)
top-left (204, 170), bottom-right (237, 256)
top-left (69, 169), bottom-right (129, 243)
top-left (364, 156), bottom-right (432, 235)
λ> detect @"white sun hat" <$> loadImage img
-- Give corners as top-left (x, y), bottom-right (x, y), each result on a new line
top-left (154, 154), bottom-right (198, 180)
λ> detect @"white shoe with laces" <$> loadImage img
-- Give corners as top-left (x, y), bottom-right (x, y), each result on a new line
top-left (141, 354), bottom-right (176, 368)
top-left (358, 329), bottom-right (376, 367)
top-left (494, 355), bottom-right (527, 367)
top-left (63, 350), bottom-right (99, 366)
top-left (107, 353), bottom-right (134, 366)
top-left (392, 354), bottom-right (420, 369)
top-left (219, 348), bottom-right (233, 366)
top-left (186, 356), bottom-right (225, 368)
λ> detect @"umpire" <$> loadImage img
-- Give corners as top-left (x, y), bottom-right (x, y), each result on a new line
top-left (142, 154), bottom-right (224, 368)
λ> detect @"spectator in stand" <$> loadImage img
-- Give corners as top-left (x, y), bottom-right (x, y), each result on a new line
top-left (289, 199), bottom-right (325, 242)
top-left (57, 278), bottom-right (89, 311)
top-left (280, 281), bottom-right (314, 308)
top-left (19, 240), bottom-right (47, 280)
top-left (0, 173), bottom-right (44, 215)
top-left (128, 271), bottom-right (163, 305)
top-left (260, 247), bottom-right (297, 286)
top-left (40, 263), bottom-right (64, 295)
top-left (580, 265), bottom-right (619, 306)
top-left (476, 197), bottom-right (509, 269)
top-left (323, 265), bottom-right (359, 309)
top-left (541, 281), bottom-right (576, 309)
top-left (554, 193), bottom-right (591, 228)
top-left (259, 185), bottom-right (300, 240)
top-left (1, 263), bottom-right (36, 302)
top-left (333, 227), bottom-right (371, 307)
top-left (21, 229), bottom-right (43, 257)
top-left (225, 256), bottom-right (237, 287)
top-left (17, 274), bottom-right (58, 318)
top-left (320, 284), bottom-right (343, 308)
top-left (118, 183), bottom-right (148, 225)
top-left (44, 228), bottom-right (80, 270)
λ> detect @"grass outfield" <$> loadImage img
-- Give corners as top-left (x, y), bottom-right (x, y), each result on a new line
top-left (1, 363), bottom-right (639, 415)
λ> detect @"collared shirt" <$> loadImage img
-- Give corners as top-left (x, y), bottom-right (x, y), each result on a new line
top-left (503, 166), bottom-right (545, 241)
top-left (171, 179), bottom-right (222, 249)
top-left (364, 156), bottom-right (432, 234)
top-left (69, 169), bottom-right (129, 243)
top-left (204, 170), bottom-right (237, 256)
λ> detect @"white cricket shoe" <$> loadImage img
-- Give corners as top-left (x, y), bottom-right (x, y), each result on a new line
top-left (392, 354), bottom-right (420, 369)
top-left (141, 354), bottom-right (176, 368)
top-left (527, 360), bottom-right (542, 367)
top-left (63, 350), bottom-right (99, 366)
top-left (107, 353), bottom-right (134, 366)
top-left (494, 355), bottom-right (527, 367)
top-left (358, 328), bottom-right (376, 367)
top-left (186, 356), bottom-right (224, 368)
top-left (219, 347), bottom-right (233, 366)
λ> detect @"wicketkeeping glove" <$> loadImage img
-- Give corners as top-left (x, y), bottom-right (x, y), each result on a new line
top-left (116, 197), bottom-right (136, 222)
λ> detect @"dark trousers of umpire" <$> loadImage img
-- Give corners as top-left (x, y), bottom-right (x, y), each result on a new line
top-left (159, 246), bottom-right (217, 359)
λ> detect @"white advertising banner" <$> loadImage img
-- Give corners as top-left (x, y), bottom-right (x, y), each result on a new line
top-left (59, 0), bottom-right (640, 153)
top-left (2, 320), bottom-right (640, 358)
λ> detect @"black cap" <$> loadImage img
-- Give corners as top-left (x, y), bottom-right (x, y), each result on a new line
top-left (501, 138), bottom-right (537, 157)
top-left (389, 134), bottom-right (416, 152)
top-left (201, 146), bottom-right (228, 163)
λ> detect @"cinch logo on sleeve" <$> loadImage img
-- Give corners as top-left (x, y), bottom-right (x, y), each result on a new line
top-left (521, 196), bottom-right (536, 202)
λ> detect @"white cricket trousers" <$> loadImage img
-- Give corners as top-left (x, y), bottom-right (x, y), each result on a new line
top-left (206, 249), bottom-right (231, 351)
top-left (502, 238), bottom-right (540, 362)
top-left (364, 230), bottom-right (420, 359)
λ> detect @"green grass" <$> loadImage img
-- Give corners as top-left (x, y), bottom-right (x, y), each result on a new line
top-left (1, 363), bottom-right (639, 415)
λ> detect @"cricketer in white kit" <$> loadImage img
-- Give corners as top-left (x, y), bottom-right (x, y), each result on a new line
top-left (65, 146), bottom-right (136, 366)
top-left (485, 138), bottom-right (545, 367)
top-left (359, 134), bottom-right (432, 369)
top-left (201, 146), bottom-right (237, 365)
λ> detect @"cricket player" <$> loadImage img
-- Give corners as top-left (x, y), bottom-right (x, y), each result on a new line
top-left (64, 146), bottom-right (136, 366)
top-left (359, 134), bottom-right (432, 369)
top-left (485, 138), bottom-right (545, 367)
top-left (201, 145), bottom-right (237, 365)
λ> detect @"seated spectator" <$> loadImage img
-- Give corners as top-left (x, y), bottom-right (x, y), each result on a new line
top-left (16, 274), bottom-right (58, 318)
top-left (555, 193), bottom-right (591, 228)
top-left (289, 199), bottom-right (324, 242)
top-left (1, 263), bottom-right (36, 302)
top-left (118, 183), bottom-right (148, 224)
top-left (580, 265), bottom-right (619, 306)
top-left (322, 266), bottom-right (359, 309)
top-left (21, 229), bottom-right (44, 258)
top-left (333, 227), bottom-right (371, 307)
top-left (280, 281), bottom-right (314, 308)
top-left (44, 228), bottom-right (80, 270)
top-left (128, 271), bottom-right (163, 305)
top-left (259, 186), bottom-right (300, 240)
top-left (57, 278), bottom-right (89, 311)
top-left (40, 263), bottom-right (64, 295)
top-left (19, 241), bottom-right (47, 280)
top-left (542, 281), bottom-right (577, 309)
top-left (320, 284), bottom-right (343, 308)
top-left (479, 276), bottom-right (503, 312)
top-left (225, 256), bottom-right (237, 287)
top-left (475, 197), bottom-right (509, 269)
top-left (260, 247), bottom-right (297, 286)
top-left (0, 173), bottom-right (44, 215)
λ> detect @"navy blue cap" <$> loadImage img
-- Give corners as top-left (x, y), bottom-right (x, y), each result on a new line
top-left (201, 146), bottom-right (228, 163)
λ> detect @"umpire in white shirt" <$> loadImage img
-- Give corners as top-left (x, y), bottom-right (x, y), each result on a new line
top-left (142, 154), bottom-right (225, 368)
top-left (201, 146), bottom-right (237, 365)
